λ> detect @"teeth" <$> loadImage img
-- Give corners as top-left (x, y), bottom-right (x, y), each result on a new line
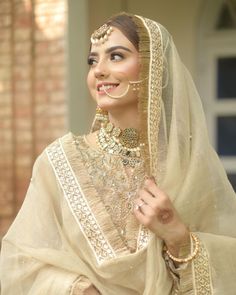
top-left (98, 84), bottom-right (117, 91)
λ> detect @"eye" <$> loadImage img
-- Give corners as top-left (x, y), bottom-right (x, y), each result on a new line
top-left (87, 57), bottom-right (97, 66)
top-left (110, 52), bottom-right (124, 61)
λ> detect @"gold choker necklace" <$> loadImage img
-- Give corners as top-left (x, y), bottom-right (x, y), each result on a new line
top-left (96, 122), bottom-right (145, 168)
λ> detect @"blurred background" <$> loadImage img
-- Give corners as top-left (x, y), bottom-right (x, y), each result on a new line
top-left (0, 0), bottom-right (235, 242)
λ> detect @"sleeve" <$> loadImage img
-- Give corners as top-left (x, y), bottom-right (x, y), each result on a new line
top-left (0, 151), bottom-right (92, 295)
top-left (164, 238), bottom-right (194, 294)
top-left (164, 233), bottom-right (213, 294)
top-left (164, 230), bottom-right (236, 294)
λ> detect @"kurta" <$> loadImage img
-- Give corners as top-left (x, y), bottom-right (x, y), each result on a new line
top-left (1, 133), bottom-right (216, 294)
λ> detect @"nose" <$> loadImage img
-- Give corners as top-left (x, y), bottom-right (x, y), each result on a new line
top-left (94, 60), bottom-right (109, 79)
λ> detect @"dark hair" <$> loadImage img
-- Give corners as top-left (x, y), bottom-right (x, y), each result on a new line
top-left (107, 13), bottom-right (139, 50)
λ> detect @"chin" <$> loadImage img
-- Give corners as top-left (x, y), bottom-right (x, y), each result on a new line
top-left (97, 102), bottom-right (117, 112)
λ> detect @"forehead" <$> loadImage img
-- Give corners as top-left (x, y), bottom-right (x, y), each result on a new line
top-left (90, 27), bottom-right (137, 53)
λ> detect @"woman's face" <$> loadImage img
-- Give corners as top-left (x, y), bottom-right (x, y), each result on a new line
top-left (87, 27), bottom-right (140, 112)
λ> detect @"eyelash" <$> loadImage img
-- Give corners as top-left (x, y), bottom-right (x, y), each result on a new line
top-left (87, 57), bottom-right (96, 65)
top-left (87, 52), bottom-right (124, 66)
top-left (111, 52), bottom-right (124, 61)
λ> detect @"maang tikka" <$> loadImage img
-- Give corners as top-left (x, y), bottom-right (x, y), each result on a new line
top-left (91, 24), bottom-right (113, 45)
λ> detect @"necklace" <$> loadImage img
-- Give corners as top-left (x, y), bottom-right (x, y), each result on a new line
top-left (96, 121), bottom-right (145, 168)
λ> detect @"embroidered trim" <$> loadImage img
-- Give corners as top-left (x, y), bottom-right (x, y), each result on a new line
top-left (74, 136), bottom-right (148, 255)
top-left (143, 18), bottom-right (163, 181)
top-left (46, 139), bottom-right (116, 264)
top-left (137, 225), bottom-right (150, 250)
top-left (193, 240), bottom-right (213, 294)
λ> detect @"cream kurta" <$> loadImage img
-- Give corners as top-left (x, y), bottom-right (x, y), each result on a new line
top-left (1, 132), bottom-right (236, 294)
top-left (0, 133), bottom-right (166, 295)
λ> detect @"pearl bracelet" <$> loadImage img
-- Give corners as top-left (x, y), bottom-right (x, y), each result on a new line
top-left (164, 232), bottom-right (200, 263)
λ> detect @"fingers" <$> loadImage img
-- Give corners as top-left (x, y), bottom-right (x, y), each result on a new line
top-left (139, 187), bottom-right (157, 204)
top-left (136, 178), bottom-right (162, 212)
top-left (144, 178), bottom-right (165, 199)
top-left (133, 202), bottom-right (154, 226)
top-left (135, 198), bottom-right (155, 215)
top-left (134, 177), bottom-right (175, 225)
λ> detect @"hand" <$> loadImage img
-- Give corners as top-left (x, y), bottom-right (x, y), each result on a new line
top-left (84, 285), bottom-right (101, 295)
top-left (134, 178), bottom-right (190, 256)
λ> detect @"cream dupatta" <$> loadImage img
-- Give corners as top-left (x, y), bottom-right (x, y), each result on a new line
top-left (1, 13), bottom-right (236, 295)
top-left (134, 15), bottom-right (236, 294)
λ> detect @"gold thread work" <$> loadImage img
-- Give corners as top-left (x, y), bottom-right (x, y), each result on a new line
top-left (46, 140), bottom-right (116, 264)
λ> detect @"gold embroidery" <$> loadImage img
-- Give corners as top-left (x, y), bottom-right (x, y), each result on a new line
top-left (137, 225), bottom-right (150, 250)
top-left (74, 135), bottom-right (149, 252)
top-left (164, 236), bottom-right (212, 294)
top-left (46, 139), bottom-right (116, 264)
top-left (144, 18), bottom-right (163, 182)
top-left (193, 240), bottom-right (213, 294)
top-left (47, 136), bottom-right (150, 264)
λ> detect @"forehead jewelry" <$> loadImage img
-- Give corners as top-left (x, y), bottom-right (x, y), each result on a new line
top-left (91, 24), bottom-right (113, 45)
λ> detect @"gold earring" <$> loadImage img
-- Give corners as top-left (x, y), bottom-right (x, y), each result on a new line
top-left (95, 107), bottom-right (108, 122)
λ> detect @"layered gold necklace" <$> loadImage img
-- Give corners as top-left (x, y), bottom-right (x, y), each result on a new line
top-left (96, 121), bottom-right (145, 168)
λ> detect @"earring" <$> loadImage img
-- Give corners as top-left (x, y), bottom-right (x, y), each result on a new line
top-left (95, 106), bottom-right (108, 122)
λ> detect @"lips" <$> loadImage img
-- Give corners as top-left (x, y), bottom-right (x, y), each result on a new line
top-left (97, 82), bottom-right (119, 93)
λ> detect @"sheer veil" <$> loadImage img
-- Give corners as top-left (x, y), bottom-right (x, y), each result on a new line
top-left (135, 14), bottom-right (236, 291)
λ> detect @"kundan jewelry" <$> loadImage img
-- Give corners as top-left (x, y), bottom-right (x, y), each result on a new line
top-left (91, 24), bottom-right (113, 45)
top-left (95, 106), bottom-right (109, 123)
top-left (96, 121), bottom-right (145, 168)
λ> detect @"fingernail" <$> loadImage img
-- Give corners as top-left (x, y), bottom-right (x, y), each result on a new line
top-left (150, 176), bottom-right (156, 183)
top-left (144, 176), bottom-right (156, 185)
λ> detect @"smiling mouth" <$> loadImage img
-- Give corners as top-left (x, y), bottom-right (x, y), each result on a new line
top-left (97, 83), bottom-right (119, 93)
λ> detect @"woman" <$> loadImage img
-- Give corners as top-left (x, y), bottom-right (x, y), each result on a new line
top-left (1, 12), bottom-right (236, 295)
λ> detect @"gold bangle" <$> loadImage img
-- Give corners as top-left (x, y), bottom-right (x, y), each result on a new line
top-left (164, 232), bottom-right (200, 263)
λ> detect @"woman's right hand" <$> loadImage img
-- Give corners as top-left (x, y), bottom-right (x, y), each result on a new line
top-left (84, 285), bottom-right (101, 295)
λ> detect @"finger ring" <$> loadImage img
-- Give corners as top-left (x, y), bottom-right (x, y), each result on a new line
top-left (135, 201), bottom-right (145, 210)
top-left (139, 201), bottom-right (145, 207)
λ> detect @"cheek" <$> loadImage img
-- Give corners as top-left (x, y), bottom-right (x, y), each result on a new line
top-left (113, 65), bottom-right (140, 81)
top-left (124, 60), bottom-right (140, 80)
top-left (87, 72), bottom-right (99, 103)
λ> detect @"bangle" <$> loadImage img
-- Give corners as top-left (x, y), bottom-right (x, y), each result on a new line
top-left (164, 232), bottom-right (200, 263)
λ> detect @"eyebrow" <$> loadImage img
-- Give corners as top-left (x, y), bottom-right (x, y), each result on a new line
top-left (89, 45), bottom-right (133, 57)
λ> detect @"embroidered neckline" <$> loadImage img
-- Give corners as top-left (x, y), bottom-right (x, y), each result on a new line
top-left (46, 134), bottom-right (150, 264)
top-left (74, 135), bottom-right (146, 249)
